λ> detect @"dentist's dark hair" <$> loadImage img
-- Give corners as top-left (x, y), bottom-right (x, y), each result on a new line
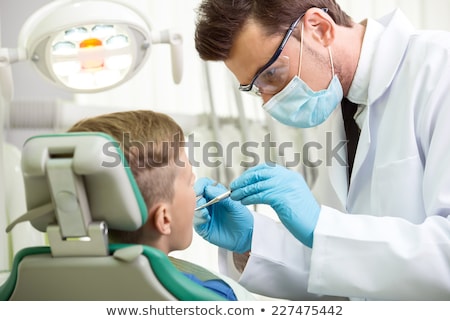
top-left (194, 0), bottom-right (353, 61)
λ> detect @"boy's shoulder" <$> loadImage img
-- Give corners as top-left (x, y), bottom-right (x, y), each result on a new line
top-left (169, 256), bottom-right (257, 301)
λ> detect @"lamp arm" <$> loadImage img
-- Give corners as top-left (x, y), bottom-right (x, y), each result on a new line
top-left (151, 30), bottom-right (183, 84)
top-left (0, 65), bottom-right (13, 103)
top-left (0, 48), bottom-right (27, 66)
top-left (0, 48), bottom-right (26, 103)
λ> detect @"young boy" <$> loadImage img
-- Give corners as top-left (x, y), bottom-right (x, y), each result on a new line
top-left (67, 110), bottom-right (247, 300)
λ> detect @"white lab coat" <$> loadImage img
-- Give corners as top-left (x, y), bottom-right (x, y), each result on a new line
top-left (221, 9), bottom-right (450, 300)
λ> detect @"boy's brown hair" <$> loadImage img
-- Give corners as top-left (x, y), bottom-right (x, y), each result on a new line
top-left (68, 110), bottom-right (185, 243)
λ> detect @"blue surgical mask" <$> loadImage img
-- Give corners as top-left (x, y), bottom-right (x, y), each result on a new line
top-left (262, 22), bottom-right (343, 128)
top-left (262, 74), bottom-right (343, 128)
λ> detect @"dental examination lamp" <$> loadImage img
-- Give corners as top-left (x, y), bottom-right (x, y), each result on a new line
top-left (0, 0), bottom-right (183, 96)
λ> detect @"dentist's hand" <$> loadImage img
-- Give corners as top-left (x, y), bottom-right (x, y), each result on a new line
top-left (194, 177), bottom-right (253, 253)
top-left (230, 163), bottom-right (320, 248)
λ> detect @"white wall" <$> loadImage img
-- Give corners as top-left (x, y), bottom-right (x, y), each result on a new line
top-left (339, 0), bottom-right (450, 30)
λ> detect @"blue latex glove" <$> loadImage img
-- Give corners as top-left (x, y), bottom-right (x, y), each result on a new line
top-left (230, 163), bottom-right (320, 248)
top-left (194, 177), bottom-right (253, 253)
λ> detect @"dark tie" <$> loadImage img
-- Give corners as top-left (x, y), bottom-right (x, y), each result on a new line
top-left (341, 98), bottom-right (360, 182)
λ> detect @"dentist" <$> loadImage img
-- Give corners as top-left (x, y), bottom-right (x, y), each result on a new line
top-left (193, 0), bottom-right (450, 300)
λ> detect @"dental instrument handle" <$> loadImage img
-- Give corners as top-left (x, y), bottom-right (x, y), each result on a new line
top-left (195, 190), bottom-right (231, 211)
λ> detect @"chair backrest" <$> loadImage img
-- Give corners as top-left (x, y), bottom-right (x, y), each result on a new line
top-left (0, 133), bottom-right (225, 301)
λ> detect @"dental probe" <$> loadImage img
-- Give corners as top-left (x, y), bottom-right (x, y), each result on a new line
top-left (194, 190), bottom-right (231, 211)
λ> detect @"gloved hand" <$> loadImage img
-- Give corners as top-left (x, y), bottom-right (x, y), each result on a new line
top-left (194, 177), bottom-right (254, 253)
top-left (230, 163), bottom-right (320, 248)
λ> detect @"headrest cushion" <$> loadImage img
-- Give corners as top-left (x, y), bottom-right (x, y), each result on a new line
top-left (21, 133), bottom-right (148, 232)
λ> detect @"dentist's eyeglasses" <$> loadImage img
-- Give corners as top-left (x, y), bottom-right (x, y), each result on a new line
top-left (238, 15), bottom-right (302, 96)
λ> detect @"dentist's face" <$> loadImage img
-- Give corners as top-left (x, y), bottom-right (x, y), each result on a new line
top-left (225, 19), bottom-right (333, 103)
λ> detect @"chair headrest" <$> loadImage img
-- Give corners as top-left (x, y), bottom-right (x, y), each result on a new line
top-left (17, 133), bottom-right (148, 234)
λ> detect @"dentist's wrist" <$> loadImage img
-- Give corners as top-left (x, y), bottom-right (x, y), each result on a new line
top-left (233, 251), bottom-right (250, 273)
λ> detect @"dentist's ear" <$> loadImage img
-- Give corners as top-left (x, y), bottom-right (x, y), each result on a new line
top-left (302, 8), bottom-right (336, 47)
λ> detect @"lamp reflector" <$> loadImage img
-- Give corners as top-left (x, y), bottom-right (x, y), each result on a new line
top-left (18, 0), bottom-right (152, 92)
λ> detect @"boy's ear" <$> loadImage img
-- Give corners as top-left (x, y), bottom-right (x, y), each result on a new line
top-left (151, 203), bottom-right (172, 235)
top-left (303, 8), bottom-right (335, 47)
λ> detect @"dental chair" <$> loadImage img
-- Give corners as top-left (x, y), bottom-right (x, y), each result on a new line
top-left (0, 133), bottom-right (225, 300)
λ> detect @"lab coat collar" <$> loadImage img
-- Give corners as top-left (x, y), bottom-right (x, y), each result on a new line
top-left (367, 9), bottom-right (415, 104)
top-left (347, 18), bottom-right (385, 131)
top-left (347, 18), bottom-right (385, 106)
top-left (347, 9), bottom-right (414, 107)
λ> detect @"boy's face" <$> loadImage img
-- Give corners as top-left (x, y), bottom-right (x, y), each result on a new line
top-left (168, 149), bottom-right (196, 250)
